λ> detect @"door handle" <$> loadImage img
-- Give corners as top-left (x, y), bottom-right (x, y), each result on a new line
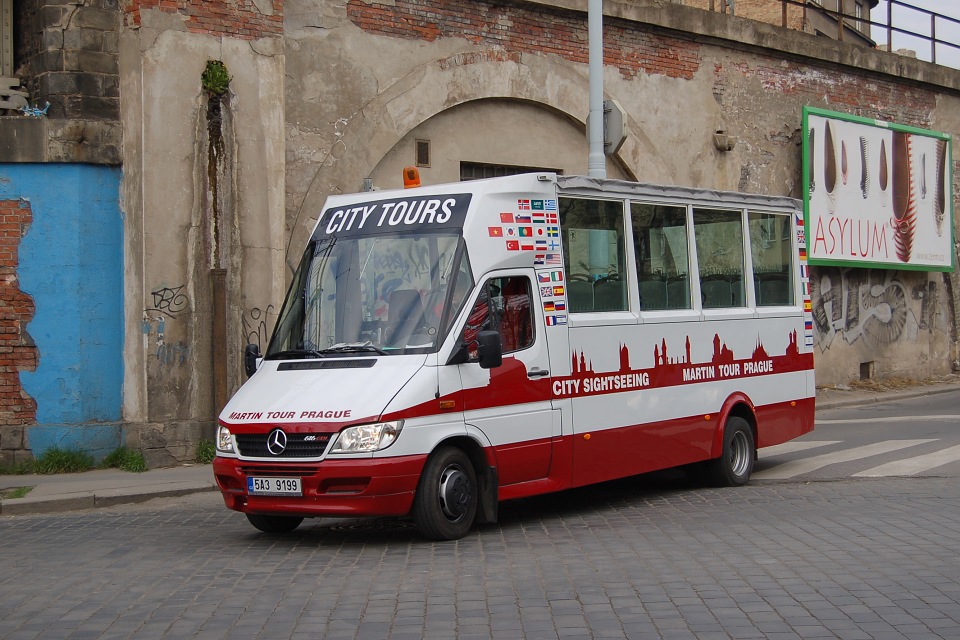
top-left (527, 369), bottom-right (550, 378)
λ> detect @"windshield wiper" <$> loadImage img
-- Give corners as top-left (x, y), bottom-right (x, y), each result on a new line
top-left (318, 342), bottom-right (388, 356)
top-left (265, 348), bottom-right (326, 360)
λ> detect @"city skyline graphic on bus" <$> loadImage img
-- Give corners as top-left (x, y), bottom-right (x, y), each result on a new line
top-left (557, 331), bottom-right (813, 399)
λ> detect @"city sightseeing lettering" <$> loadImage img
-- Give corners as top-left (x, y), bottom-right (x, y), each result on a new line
top-left (553, 372), bottom-right (651, 397)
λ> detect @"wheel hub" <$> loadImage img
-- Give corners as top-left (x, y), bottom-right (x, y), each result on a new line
top-left (437, 464), bottom-right (471, 521)
top-left (730, 431), bottom-right (750, 476)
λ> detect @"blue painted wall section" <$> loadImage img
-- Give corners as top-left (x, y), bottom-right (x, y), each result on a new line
top-left (0, 164), bottom-right (124, 459)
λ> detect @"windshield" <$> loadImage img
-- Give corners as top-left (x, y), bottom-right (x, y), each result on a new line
top-left (266, 233), bottom-right (473, 358)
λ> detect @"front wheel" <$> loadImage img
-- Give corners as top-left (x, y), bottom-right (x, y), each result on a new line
top-left (705, 416), bottom-right (754, 487)
top-left (412, 446), bottom-right (478, 540)
top-left (246, 513), bottom-right (304, 533)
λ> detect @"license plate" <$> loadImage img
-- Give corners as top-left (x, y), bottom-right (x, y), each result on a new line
top-left (247, 477), bottom-right (302, 496)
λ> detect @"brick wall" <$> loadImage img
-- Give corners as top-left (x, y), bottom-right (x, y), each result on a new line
top-left (0, 199), bottom-right (37, 428)
top-left (346, 0), bottom-right (702, 80)
top-left (711, 56), bottom-right (937, 128)
top-left (684, 0), bottom-right (805, 31)
top-left (346, 0), bottom-right (936, 127)
top-left (123, 0), bottom-right (283, 40)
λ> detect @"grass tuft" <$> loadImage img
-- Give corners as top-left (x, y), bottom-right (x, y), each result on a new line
top-left (100, 447), bottom-right (148, 473)
top-left (0, 447), bottom-right (149, 475)
top-left (195, 440), bottom-right (216, 464)
top-left (34, 448), bottom-right (95, 474)
top-left (0, 486), bottom-right (33, 500)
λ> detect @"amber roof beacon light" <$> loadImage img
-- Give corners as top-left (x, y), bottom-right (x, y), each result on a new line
top-left (403, 166), bottom-right (421, 189)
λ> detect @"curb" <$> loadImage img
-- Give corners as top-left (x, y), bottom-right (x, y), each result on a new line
top-left (816, 384), bottom-right (960, 411)
top-left (0, 483), bottom-right (217, 516)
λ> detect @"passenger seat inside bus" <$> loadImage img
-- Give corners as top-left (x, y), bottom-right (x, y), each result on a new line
top-left (385, 289), bottom-right (426, 347)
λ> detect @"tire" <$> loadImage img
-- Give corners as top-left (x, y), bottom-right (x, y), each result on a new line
top-left (705, 416), bottom-right (754, 487)
top-left (246, 513), bottom-right (304, 533)
top-left (412, 446), bottom-right (478, 541)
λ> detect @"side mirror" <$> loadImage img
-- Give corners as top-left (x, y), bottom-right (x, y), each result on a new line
top-left (244, 343), bottom-right (262, 378)
top-left (476, 330), bottom-right (502, 369)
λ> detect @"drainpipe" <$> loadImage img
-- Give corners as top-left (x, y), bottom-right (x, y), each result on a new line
top-left (212, 268), bottom-right (228, 414)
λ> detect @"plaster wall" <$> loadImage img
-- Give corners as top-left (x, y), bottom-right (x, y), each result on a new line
top-left (283, 0), bottom-right (960, 387)
top-left (370, 100), bottom-right (631, 188)
top-left (119, 9), bottom-right (286, 457)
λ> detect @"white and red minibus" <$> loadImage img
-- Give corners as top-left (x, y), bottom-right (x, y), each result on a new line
top-left (213, 172), bottom-right (815, 540)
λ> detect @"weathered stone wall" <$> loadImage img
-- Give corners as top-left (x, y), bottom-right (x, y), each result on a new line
top-left (119, 0), bottom-right (287, 462)
top-left (8, 0), bottom-right (122, 164)
top-left (7, 0), bottom-right (960, 466)
top-left (284, 0), bottom-right (960, 386)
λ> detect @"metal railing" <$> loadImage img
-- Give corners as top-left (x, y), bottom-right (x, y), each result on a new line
top-left (703, 0), bottom-right (960, 65)
top-left (775, 0), bottom-right (960, 64)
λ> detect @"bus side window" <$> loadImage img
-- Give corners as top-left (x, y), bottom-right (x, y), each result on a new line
top-left (693, 208), bottom-right (746, 309)
top-left (559, 197), bottom-right (627, 313)
top-left (749, 212), bottom-right (794, 306)
top-left (631, 202), bottom-right (690, 310)
top-left (462, 276), bottom-right (534, 361)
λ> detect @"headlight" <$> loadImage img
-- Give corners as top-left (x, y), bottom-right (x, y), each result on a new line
top-left (216, 425), bottom-right (234, 453)
top-left (330, 421), bottom-right (403, 453)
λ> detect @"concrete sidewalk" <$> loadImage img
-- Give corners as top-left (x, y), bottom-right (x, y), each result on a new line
top-left (2, 378), bottom-right (958, 516)
top-left (0, 463), bottom-right (217, 516)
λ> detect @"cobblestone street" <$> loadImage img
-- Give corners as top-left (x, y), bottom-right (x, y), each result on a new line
top-left (3, 474), bottom-right (960, 639)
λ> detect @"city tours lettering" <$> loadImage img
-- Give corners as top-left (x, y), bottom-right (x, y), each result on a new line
top-left (315, 194), bottom-right (472, 238)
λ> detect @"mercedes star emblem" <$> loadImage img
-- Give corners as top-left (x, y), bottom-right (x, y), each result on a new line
top-left (266, 428), bottom-right (287, 456)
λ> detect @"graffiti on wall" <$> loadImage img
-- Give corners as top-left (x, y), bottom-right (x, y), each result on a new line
top-left (242, 305), bottom-right (275, 351)
top-left (144, 285), bottom-right (190, 368)
top-left (810, 267), bottom-right (942, 351)
top-left (146, 285), bottom-right (189, 317)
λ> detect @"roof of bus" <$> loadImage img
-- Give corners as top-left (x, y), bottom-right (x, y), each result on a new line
top-left (556, 176), bottom-right (802, 211)
top-left (319, 173), bottom-right (800, 213)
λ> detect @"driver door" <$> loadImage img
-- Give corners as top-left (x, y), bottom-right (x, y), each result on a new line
top-left (457, 272), bottom-right (558, 485)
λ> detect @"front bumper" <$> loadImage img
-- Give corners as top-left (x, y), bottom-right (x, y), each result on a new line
top-left (213, 454), bottom-right (428, 518)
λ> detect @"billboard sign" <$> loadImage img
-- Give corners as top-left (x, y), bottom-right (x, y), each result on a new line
top-left (803, 107), bottom-right (953, 271)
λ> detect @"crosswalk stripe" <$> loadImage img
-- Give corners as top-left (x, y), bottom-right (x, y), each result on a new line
top-left (760, 440), bottom-right (841, 456)
top-left (816, 415), bottom-right (960, 425)
top-left (753, 439), bottom-right (937, 480)
top-left (853, 443), bottom-right (960, 477)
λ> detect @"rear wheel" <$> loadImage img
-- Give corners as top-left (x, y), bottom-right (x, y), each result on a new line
top-left (412, 446), bottom-right (478, 540)
top-left (245, 513), bottom-right (304, 533)
top-left (705, 416), bottom-right (754, 487)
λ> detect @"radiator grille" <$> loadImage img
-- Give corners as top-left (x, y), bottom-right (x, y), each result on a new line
top-left (235, 432), bottom-right (331, 458)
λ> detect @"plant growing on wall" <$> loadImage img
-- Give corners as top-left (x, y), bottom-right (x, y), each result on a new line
top-left (202, 60), bottom-right (230, 268)
top-left (201, 60), bottom-right (231, 96)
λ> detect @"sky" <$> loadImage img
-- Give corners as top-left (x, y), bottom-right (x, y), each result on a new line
top-left (871, 1), bottom-right (960, 69)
